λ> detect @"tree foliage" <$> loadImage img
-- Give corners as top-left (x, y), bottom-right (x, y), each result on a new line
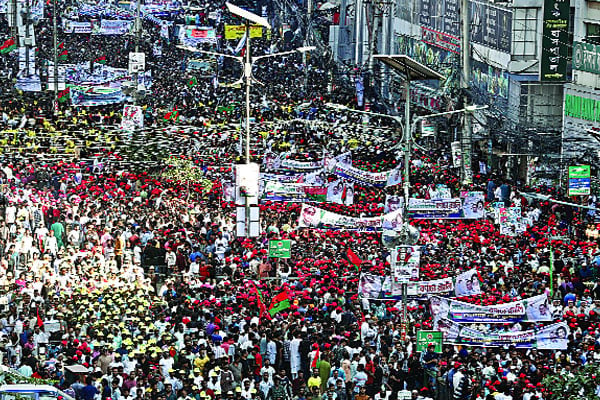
top-left (542, 363), bottom-right (600, 400)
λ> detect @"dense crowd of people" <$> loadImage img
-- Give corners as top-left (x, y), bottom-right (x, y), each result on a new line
top-left (0, 1), bottom-right (596, 400)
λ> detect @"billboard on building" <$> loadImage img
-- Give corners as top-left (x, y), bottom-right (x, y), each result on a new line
top-left (540, 0), bottom-right (569, 81)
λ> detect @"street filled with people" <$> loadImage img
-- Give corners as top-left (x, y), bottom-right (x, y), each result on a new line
top-left (0, 1), bottom-right (597, 400)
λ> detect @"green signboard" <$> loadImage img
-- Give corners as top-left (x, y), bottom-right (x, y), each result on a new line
top-left (268, 240), bottom-right (291, 258)
top-left (540, 0), bottom-right (569, 81)
top-left (416, 331), bottom-right (443, 353)
top-left (568, 165), bottom-right (591, 196)
top-left (573, 41), bottom-right (600, 75)
top-left (564, 94), bottom-right (600, 123)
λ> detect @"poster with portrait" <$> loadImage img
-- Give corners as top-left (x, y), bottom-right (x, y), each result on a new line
top-left (121, 105), bottom-right (144, 131)
top-left (454, 269), bottom-right (482, 297)
top-left (525, 294), bottom-right (553, 322)
top-left (461, 192), bottom-right (485, 219)
top-left (327, 179), bottom-right (346, 204)
top-left (222, 182), bottom-right (235, 202)
top-left (358, 274), bottom-right (383, 298)
top-left (429, 295), bottom-right (451, 319)
top-left (391, 245), bottom-right (420, 283)
top-left (297, 204), bottom-right (324, 228)
top-left (344, 183), bottom-right (355, 206)
top-left (384, 194), bottom-right (404, 214)
top-left (386, 166), bottom-right (403, 187)
top-left (381, 207), bottom-right (404, 231)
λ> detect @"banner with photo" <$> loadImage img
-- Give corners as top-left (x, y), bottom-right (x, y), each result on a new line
top-left (70, 87), bottom-right (126, 106)
top-left (263, 181), bottom-right (311, 202)
top-left (65, 63), bottom-right (130, 86)
top-left (297, 204), bottom-right (403, 231)
top-left (330, 162), bottom-right (390, 187)
top-left (263, 152), bottom-right (322, 173)
top-left (431, 293), bottom-right (552, 323)
top-left (434, 318), bottom-right (569, 349)
top-left (63, 20), bottom-right (94, 34)
top-left (381, 268), bottom-right (480, 299)
top-left (93, 19), bottom-right (133, 35)
top-left (409, 192), bottom-right (485, 219)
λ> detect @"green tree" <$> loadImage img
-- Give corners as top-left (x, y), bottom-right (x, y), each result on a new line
top-left (542, 363), bottom-right (600, 400)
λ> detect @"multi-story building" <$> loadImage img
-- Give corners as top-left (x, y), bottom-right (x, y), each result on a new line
top-left (331, 0), bottom-right (578, 180)
top-left (563, 0), bottom-right (600, 164)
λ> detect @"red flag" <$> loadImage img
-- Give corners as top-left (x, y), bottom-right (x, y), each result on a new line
top-left (347, 248), bottom-right (362, 272)
top-left (36, 307), bottom-right (43, 328)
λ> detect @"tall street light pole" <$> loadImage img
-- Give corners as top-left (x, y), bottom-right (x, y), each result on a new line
top-left (52, 0), bottom-right (58, 114)
top-left (179, 4), bottom-right (314, 238)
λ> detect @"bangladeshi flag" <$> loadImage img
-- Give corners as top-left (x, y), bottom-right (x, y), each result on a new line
top-left (187, 76), bottom-right (197, 88)
top-left (248, 280), bottom-right (268, 319)
top-left (268, 291), bottom-right (290, 317)
top-left (57, 87), bottom-right (70, 103)
top-left (58, 50), bottom-right (68, 61)
top-left (94, 55), bottom-right (107, 64)
top-left (0, 38), bottom-right (16, 54)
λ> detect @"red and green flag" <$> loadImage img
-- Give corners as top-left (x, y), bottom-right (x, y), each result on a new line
top-left (248, 281), bottom-right (268, 318)
top-left (94, 55), bottom-right (107, 64)
top-left (164, 106), bottom-right (179, 122)
top-left (311, 347), bottom-right (320, 369)
top-left (57, 87), bottom-right (70, 103)
top-left (347, 248), bottom-right (362, 272)
top-left (58, 49), bottom-right (68, 61)
top-left (0, 38), bottom-right (16, 54)
top-left (187, 76), bottom-right (197, 88)
top-left (268, 291), bottom-right (291, 317)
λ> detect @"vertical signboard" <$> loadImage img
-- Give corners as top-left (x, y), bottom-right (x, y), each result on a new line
top-left (540, 0), bottom-right (569, 81)
top-left (568, 165), bottom-right (591, 196)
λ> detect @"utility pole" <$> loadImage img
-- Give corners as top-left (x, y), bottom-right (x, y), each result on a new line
top-left (24, 0), bottom-right (30, 75)
top-left (244, 19), bottom-right (251, 237)
top-left (133, 0), bottom-right (141, 105)
top-left (354, 0), bottom-right (362, 66)
top-left (52, 0), bottom-right (58, 113)
top-left (303, 0), bottom-right (312, 90)
top-left (460, 0), bottom-right (472, 183)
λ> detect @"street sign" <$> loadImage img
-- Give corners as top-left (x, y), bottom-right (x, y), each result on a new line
top-left (416, 331), bottom-right (443, 353)
top-left (268, 240), bottom-right (291, 258)
top-left (128, 52), bottom-right (146, 73)
top-left (568, 165), bottom-right (591, 196)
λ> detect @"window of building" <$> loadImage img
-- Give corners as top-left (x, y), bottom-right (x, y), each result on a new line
top-left (512, 8), bottom-right (538, 59)
top-left (585, 22), bottom-right (600, 45)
